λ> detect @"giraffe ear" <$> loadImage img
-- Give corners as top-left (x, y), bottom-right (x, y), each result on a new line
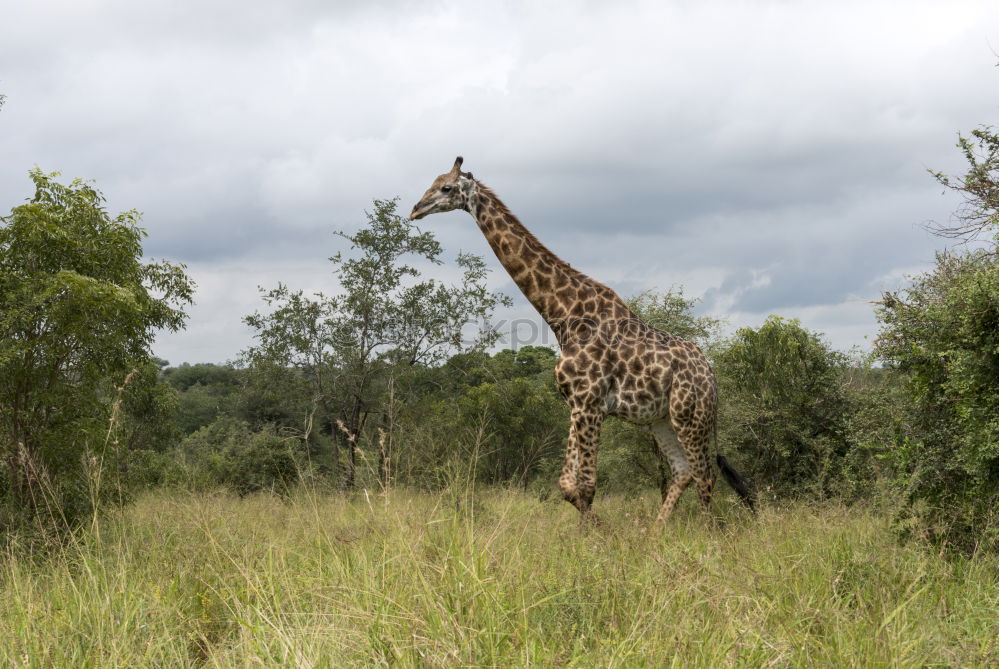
top-left (451, 156), bottom-right (464, 174)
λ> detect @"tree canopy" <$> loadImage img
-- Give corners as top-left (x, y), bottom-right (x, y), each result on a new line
top-left (0, 170), bottom-right (193, 525)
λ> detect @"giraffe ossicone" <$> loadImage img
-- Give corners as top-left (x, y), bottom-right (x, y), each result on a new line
top-left (410, 157), bottom-right (756, 523)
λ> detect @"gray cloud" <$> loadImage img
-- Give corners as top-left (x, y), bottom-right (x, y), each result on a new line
top-left (0, 0), bottom-right (995, 363)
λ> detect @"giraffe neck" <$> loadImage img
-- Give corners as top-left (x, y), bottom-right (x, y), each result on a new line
top-left (467, 182), bottom-right (630, 336)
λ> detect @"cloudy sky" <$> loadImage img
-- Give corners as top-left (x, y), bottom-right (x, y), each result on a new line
top-left (1, 1), bottom-right (996, 363)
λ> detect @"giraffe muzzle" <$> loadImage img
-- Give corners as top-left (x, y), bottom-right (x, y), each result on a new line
top-left (409, 201), bottom-right (428, 220)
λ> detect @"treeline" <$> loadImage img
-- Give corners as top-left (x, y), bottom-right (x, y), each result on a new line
top-left (1, 129), bottom-right (996, 554)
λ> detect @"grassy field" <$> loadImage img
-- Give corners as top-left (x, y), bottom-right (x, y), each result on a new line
top-left (1, 487), bottom-right (996, 668)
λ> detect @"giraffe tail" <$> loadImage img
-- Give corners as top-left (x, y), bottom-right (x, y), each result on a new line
top-left (712, 389), bottom-right (756, 512)
top-left (716, 455), bottom-right (757, 512)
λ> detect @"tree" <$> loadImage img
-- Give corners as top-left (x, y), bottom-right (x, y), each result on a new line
top-left (162, 363), bottom-right (247, 435)
top-left (627, 288), bottom-right (723, 349)
top-left (876, 252), bottom-right (998, 552)
top-left (713, 316), bottom-right (851, 498)
top-left (0, 170), bottom-right (193, 524)
top-left (452, 377), bottom-right (567, 488)
top-left (119, 358), bottom-right (181, 454)
top-left (925, 126), bottom-right (998, 249)
top-left (243, 198), bottom-right (509, 488)
top-left (875, 125), bottom-right (999, 553)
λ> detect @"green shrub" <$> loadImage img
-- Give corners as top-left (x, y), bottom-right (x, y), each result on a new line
top-left (0, 170), bottom-right (192, 530)
top-left (453, 378), bottom-right (568, 487)
top-left (714, 316), bottom-right (852, 499)
top-left (176, 418), bottom-right (307, 495)
top-left (875, 250), bottom-right (998, 553)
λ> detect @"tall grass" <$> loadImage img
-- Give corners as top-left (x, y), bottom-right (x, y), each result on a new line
top-left (1, 487), bottom-right (996, 667)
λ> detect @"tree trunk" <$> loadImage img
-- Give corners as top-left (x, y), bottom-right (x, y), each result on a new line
top-left (8, 441), bottom-right (47, 514)
top-left (317, 397), bottom-right (341, 485)
top-left (379, 377), bottom-right (396, 489)
top-left (343, 401), bottom-right (362, 490)
top-left (378, 420), bottom-right (390, 489)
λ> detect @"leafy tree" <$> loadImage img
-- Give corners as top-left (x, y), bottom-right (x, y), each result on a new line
top-left (0, 170), bottom-right (193, 524)
top-left (713, 316), bottom-right (851, 498)
top-left (163, 362), bottom-right (242, 393)
top-left (628, 288), bottom-right (724, 349)
top-left (876, 252), bottom-right (998, 552)
top-left (243, 198), bottom-right (509, 488)
top-left (162, 363), bottom-right (245, 435)
top-left (236, 360), bottom-right (312, 434)
top-left (453, 377), bottom-right (567, 488)
top-left (432, 347), bottom-right (563, 488)
top-left (503, 345), bottom-right (560, 378)
top-left (836, 360), bottom-right (907, 503)
top-left (409, 346), bottom-right (557, 401)
top-left (925, 126), bottom-right (998, 249)
top-left (387, 347), bottom-right (565, 490)
top-left (875, 124), bottom-right (999, 553)
top-left (119, 358), bottom-right (181, 454)
top-left (179, 418), bottom-right (305, 496)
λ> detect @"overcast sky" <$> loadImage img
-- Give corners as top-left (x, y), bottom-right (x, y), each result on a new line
top-left (1, 1), bottom-right (996, 364)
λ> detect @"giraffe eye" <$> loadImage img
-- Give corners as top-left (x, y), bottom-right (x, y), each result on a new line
top-left (441, 185), bottom-right (453, 193)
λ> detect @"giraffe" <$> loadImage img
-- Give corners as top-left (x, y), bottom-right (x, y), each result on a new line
top-left (409, 157), bottom-right (755, 523)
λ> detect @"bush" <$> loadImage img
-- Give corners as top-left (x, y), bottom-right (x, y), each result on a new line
top-left (452, 378), bottom-right (568, 488)
top-left (875, 250), bottom-right (999, 553)
top-left (0, 170), bottom-right (192, 529)
top-left (838, 364), bottom-right (907, 504)
top-left (125, 449), bottom-right (188, 490)
top-left (175, 418), bottom-right (308, 495)
top-left (714, 316), bottom-right (852, 499)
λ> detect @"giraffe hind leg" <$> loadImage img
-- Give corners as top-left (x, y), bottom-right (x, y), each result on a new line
top-left (672, 415), bottom-right (716, 519)
top-left (651, 420), bottom-right (694, 524)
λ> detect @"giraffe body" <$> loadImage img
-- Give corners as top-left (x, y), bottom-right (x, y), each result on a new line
top-left (410, 157), bottom-right (753, 522)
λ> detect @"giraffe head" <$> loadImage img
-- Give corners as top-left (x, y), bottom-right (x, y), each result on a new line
top-left (409, 156), bottom-right (477, 220)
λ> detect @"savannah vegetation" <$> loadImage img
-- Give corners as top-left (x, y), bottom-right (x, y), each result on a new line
top-left (0, 127), bottom-right (996, 666)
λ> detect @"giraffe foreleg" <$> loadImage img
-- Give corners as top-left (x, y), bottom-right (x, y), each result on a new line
top-left (560, 407), bottom-right (604, 520)
top-left (558, 430), bottom-right (582, 511)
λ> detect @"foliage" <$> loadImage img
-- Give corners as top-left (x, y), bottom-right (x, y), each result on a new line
top-left (118, 358), bottom-right (180, 453)
top-left (242, 198), bottom-right (509, 488)
top-left (385, 346), bottom-right (565, 490)
top-left (452, 377), bottom-right (567, 488)
top-left (163, 363), bottom-right (249, 435)
top-left (174, 418), bottom-right (307, 495)
top-left (871, 123), bottom-right (999, 554)
top-left (163, 362), bottom-right (242, 393)
top-left (925, 125), bottom-right (998, 247)
top-left (837, 362), bottom-right (907, 503)
top-left (875, 250), bottom-right (999, 552)
top-left (627, 287), bottom-right (724, 349)
top-left (713, 316), bottom-right (851, 498)
top-left (0, 170), bottom-right (193, 527)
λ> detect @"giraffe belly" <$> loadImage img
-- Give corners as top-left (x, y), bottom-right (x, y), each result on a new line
top-left (605, 385), bottom-right (670, 424)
